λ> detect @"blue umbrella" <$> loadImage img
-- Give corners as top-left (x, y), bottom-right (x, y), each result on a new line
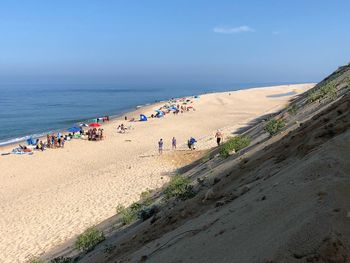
top-left (67, 126), bottom-right (80, 133)
top-left (155, 110), bottom-right (164, 117)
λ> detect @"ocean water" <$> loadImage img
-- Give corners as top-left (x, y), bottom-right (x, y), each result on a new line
top-left (0, 82), bottom-right (287, 146)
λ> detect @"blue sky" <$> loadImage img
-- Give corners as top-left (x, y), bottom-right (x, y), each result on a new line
top-left (0, 0), bottom-right (349, 85)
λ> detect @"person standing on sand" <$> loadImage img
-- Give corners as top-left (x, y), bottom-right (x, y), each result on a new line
top-left (158, 139), bottom-right (163, 154)
top-left (215, 129), bottom-right (223, 146)
top-left (172, 137), bottom-right (177, 150)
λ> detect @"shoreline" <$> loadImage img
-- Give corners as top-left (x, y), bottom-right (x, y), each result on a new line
top-left (0, 83), bottom-right (315, 262)
top-left (0, 83), bottom-right (313, 150)
top-left (0, 99), bottom-right (167, 152)
top-left (0, 102), bottom-right (159, 148)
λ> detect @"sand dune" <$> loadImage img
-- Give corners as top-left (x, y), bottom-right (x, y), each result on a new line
top-left (70, 65), bottom-right (350, 263)
top-left (0, 84), bottom-right (313, 262)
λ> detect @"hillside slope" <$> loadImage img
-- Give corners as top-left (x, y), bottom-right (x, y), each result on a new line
top-left (48, 65), bottom-right (350, 263)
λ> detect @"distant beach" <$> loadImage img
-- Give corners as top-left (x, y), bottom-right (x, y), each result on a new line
top-left (0, 84), bottom-right (314, 262)
top-left (0, 82), bottom-right (300, 147)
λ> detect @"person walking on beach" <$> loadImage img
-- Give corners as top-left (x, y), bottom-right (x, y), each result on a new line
top-left (215, 129), bottom-right (223, 146)
top-left (158, 139), bottom-right (163, 154)
top-left (172, 137), bottom-right (177, 150)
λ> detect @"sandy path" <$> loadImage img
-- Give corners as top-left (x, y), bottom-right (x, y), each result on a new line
top-left (0, 84), bottom-right (314, 262)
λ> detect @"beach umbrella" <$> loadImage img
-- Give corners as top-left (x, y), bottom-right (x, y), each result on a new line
top-left (89, 123), bottom-right (101, 127)
top-left (155, 110), bottom-right (164, 118)
top-left (79, 123), bottom-right (88, 127)
top-left (67, 126), bottom-right (80, 133)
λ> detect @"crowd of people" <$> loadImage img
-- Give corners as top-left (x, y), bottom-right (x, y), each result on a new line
top-left (10, 121), bottom-right (107, 155)
top-left (46, 134), bottom-right (65, 149)
top-left (87, 128), bottom-right (104, 140)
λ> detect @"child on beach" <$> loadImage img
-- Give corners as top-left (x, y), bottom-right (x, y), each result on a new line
top-left (215, 130), bottom-right (223, 146)
top-left (158, 139), bottom-right (163, 154)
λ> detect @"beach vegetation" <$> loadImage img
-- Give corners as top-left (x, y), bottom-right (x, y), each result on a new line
top-left (116, 190), bottom-right (158, 224)
top-left (116, 201), bottom-right (157, 224)
top-left (307, 90), bottom-right (322, 103)
top-left (287, 104), bottom-right (298, 115)
top-left (116, 202), bottom-right (144, 225)
top-left (219, 135), bottom-right (251, 158)
top-left (140, 188), bottom-right (154, 206)
top-left (265, 119), bottom-right (285, 136)
top-left (163, 174), bottom-right (195, 200)
top-left (346, 76), bottom-right (350, 91)
top-left (307, 82), bottom-right (337, 103)
top-left (50, 256), bottom-right (73, 263)
top-left (75, 227), bottom-right (105, 252)
top-left (116, 204), bottom-right (137, 225)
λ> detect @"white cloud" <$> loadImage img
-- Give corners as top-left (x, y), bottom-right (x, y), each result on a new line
top-left (213, 25), bottom-right (255, 34)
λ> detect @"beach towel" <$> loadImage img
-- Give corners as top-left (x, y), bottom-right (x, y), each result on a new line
top-left (12, 148), bottom-right (33, 155)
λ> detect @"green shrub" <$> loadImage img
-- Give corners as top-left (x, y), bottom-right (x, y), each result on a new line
top-left (265, 119), bottom-right (285, 136)
top-left (116, 202), bottom-right (145, 225)
top-left (116, 204), bottom-right (136, 225)
top-left (307, 90), bottom-right (322, 103)
top-left (307, 82), bottom-right (337, 103)
top-left (75, 227), bottom-right (105, 252)
top-left (139, 188), bottom-right (154, 206)
top-left (287, 104), bottom-right (298, 115)
top-left (346, 76), bottom-right (350, 91)
top-left (320, 82), bottom-right (337, 100)
top-left (219, 135), bottom-right (251, 158)
top-left (163, 174), bottom-right (195, 200)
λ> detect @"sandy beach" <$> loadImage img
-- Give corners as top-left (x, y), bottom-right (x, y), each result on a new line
top-left (0, 84), bottom-right (314, 262)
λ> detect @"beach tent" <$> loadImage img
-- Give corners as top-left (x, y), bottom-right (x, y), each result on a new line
top-left (139, 114), bottom-right (148, 121)
top-left (26, 137), bottom-right (36, 145)
top-left (155, 110), bottom-right (164, 118)
top-left (67, 126), bottom-right (80, 133)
